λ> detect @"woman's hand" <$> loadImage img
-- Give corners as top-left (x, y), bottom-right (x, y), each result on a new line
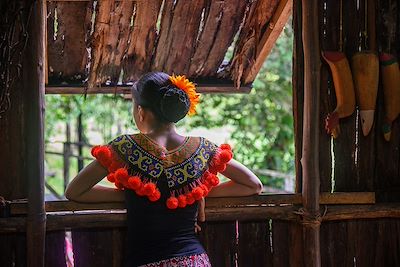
top-left (207, 159), bottom-right (263, 197)
top-left (65, 160), bottom-right (125, 203)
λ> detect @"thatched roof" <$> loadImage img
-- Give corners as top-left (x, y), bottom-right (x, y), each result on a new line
top-left (46, 0), bottom-right (291, 94)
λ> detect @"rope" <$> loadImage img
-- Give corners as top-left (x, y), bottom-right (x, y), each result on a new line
top-left (294, 205), bottom-right (328, 228)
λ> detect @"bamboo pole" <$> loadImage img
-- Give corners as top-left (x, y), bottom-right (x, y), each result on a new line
top-left (301, 0), bottom-right (321, 266)
top-left (25, 0), bottom-right (46, 266)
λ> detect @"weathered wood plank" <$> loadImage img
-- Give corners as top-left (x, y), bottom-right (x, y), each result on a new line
top-left (97, 0), bottom-right (134, 83)
top-left (153, 0), bottom-right (205, 74)
top-left (9, 192), bottom-right (376, 215)
top-left (72, 228), bottom-right (126, 267)
top-left (47, 1), bottom-right (90, 79)
top-left (122, 0), bottom-right (161, 81)
top-left (45, 231), bottom-right (67, 267)
top-left (228, 0), bottom-right (280, 87)
top-left (87, 0), bottom-right (115, 88)
top-left (25, 1), bottom-right (47, 266)
top-left (288, 221), bottom-right (304, 267)
top-left (333, 0), bottom-right (358, 192)
top-left (320, 221), bottom-right (348, 267)
top-left (45, 84), bottom-right (252, 94)
top-left (374, 0), bottom-right (400, 202)
top-left (0, 233), bottom-right (27, 267)
top-left (301, 0), bottom-right (322, 265)
top-left (292, 0), bottom-right (303, 193)
top-left (199, 221), bottom-right (237, 267)
top-left (319, 0), bottom-right (341, 192)
top-left (188, 0), bottom-right (247, 77)
top-left (242, 0), bottom-right (292, 84)
top-left (237, 221), bottom-right (272, 266)
top-left (272, 220), bottom-right (289, 267)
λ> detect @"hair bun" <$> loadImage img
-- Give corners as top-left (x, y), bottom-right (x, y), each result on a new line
top-left (160, 87), bottom-right (190, 122)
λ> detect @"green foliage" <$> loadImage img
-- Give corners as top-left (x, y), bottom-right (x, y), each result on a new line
top-left (179, 21), bottom-right (294, 188)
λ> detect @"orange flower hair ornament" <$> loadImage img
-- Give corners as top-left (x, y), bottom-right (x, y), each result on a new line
top-left (169, 75), bottom-right (200, 116)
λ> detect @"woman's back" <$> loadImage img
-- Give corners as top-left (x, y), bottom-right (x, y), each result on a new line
top-left (106, 133), bottom-right (218, 266)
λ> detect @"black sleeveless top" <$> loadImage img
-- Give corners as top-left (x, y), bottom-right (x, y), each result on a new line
top-left (91, 133), bottom-right (233, 266)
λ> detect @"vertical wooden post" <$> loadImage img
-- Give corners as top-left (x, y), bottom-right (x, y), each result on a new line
top-left (25, 0), bottom-right (46, 266)
top-left (301, 0), bottom-right (321, 266)
top-left (77, 113), bottom-right (84, 172)
top-left (63, 122), bottom-right (71, 193)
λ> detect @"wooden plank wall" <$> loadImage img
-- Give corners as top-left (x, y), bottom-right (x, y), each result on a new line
top-left (306, 0), bottom-right (400, 199)
top-left (50, 220), bottom-right (303, 267)
top-left (320, 219), bottom-right (400, 266)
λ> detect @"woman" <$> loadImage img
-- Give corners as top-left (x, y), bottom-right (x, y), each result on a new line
top-left (66, 72), bottom-right (262, 267)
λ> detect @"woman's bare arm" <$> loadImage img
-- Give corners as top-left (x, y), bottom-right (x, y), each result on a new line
top-left (207, 159), bottom-right (263, 197)
top-left (65, 160), bottom-right (125, 203)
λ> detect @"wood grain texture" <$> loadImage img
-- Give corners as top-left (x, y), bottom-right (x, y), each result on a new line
top-left (47, 1), bottom-right (90, 79)
top-left (188, 0), bottom-right (247, 77)
top-left (45, 231), bottom-right (67, 267)
top-left (292, 0), bottom-right (303, 193)
top-left (318, 0), bottom-right (341, 192)
top-left (242, 0), bottom-right (292, 84)
top-left (122, 0), bottom-right (161, 81)
top-left (9, 192), bottom-right (375, 215)
top-left (237, 221), bottom-right (273, 266)
top-left (152, 0), bottom-right (205, 74)
top-left (228, 0), bottom-right (280, 87)
top-left (87, 0), bottom-right (115, 88)
top-left (199, 221), bottom-right (237, 267)
top-left (333, 0), bottom-right (358, 192)
top-left (97, 0), bottom-right (135, 83)
top-left (0, 233), bottom-right (26, 267)
top-left (374, 0), bottom-right (400, 202)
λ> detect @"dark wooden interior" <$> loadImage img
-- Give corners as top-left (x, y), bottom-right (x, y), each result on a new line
top-left (1, 0), bottom-right (399, 266)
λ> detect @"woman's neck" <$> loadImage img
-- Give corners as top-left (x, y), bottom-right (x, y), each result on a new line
top-left (142, 124), bottom-right (186, 150)
top-left (145, 123), bottom-right (176, 137)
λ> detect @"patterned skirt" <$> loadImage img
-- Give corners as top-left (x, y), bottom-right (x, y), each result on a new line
top-left (138, 253), bottom-right (212, 267)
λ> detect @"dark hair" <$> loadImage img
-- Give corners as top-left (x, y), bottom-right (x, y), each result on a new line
top-left (131, 72), bottom-right (190, 123)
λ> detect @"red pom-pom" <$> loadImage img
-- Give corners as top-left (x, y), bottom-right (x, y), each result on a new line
top-left (203, 180), bottom-right (212, 189)
top-left (108, 161), bottom-right (122, 173)
top-left (210, 176), bottom-right (220, 186)
top-left (128, 176), bottom-right (142, 190)
top-left (166, 197), bottom-right (179, 209)
top-left (206, 173), bottom-right (216, 182)
top-left (213, 160), bottom-right (226, 173)
top-left (186, 193), bottom-right (195, 205)
top-left (143, 182), bottom-right (157, 196)
top-left (178, 195), bottom-right (187, 208)
top-left (114, 181), bottom-right (124, 190)
top-left (107, 173), bottom-right (115, 183)
top-left (208, 165), bottom-right (218, 174)
top-left (136, 185), bottom-right (146, 196)
top-left (96, 146), bottom-right (112, 166)
top-left (192, 187), bottom-right (204, 200)
top-left (148, 190), bottom-right (161, 202)
top-left (220, 144), bottom-right (231, 150)
top-left (219, 150), bottom-right (233, 163)
top-left (200, 184), bottom-right (209, 197)
top-left (91, 146), bottom-right (100, 157)
top-left (115, 168), bottom-right (129, 186)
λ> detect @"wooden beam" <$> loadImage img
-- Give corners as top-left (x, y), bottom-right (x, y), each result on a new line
top-left (243, 0), bottom-right (293, 84)
top-left (25, 1), bottom-right (46, 266)
top-left (2, 202), bottom-right (400, 233)
top-left (9, 192), bottom-right (375, 215)
top-left (301, 0), bottom-right (321, 266)
top-left (44, 85), bottom-right (253, 94)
